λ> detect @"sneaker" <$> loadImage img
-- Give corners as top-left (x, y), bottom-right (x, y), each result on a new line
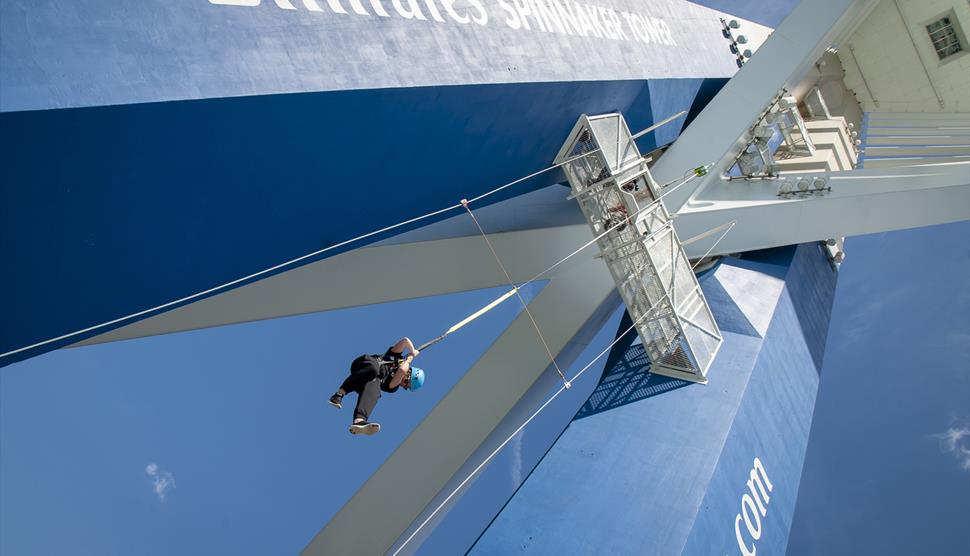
top-left (349, 421), bottom-right (381, 436)
top-left (328, 394), bottom-right (343, 409)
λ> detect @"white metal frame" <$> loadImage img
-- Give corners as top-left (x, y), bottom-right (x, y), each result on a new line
top-left (555, 114), bottom-right (722, 383)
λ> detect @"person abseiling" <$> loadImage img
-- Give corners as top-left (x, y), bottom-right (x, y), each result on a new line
top-left (328, 337), bottom-right (425, 435)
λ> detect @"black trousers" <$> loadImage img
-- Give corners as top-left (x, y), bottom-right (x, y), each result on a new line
top-left (340, 355), bottom-right (383, 421)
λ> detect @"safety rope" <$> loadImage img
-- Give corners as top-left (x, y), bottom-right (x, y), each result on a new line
top-left (389, 296), bottom-right (666, 556)
top-left (690, 221), bottom-right (737, 270)
top-left (413, 168), bottom-right (718, 356)
top-left (0, 149), bottom-right (606, 361)
top-left (2, 115), bottom-right (708, 362)
top-left (388, 181), bottom-right (737, 556)
top-left (461, 200), bottom-right (571, 388)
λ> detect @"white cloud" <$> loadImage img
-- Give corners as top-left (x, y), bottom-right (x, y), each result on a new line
top-left (933, 424), bottom-right (970, 471)
top-left (145, 462), bottom-right (176, 501)
top-left (840, 286), bottom-right (907, 344)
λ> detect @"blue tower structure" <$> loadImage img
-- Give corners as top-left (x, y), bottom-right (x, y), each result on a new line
top-left (468, 244), bottom-right (837, 555)
top-left (3, 1), bottom-right (968, 555)
top-left (0, 0), bottom-right (759, 366)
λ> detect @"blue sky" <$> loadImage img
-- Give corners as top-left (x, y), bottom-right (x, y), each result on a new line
top-left (788, 221), bottom-right (970, 555)
top-left (0, 282), bottom-right (546, 555)
top-left (3, 222), bottom-right (966, 555)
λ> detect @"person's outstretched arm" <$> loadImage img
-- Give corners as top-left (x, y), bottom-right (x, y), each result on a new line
top-left (391, 337), bottom-right (420, 358)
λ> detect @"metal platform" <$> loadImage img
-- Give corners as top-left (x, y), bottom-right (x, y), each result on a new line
top-left (555, 113), bottom-right (723, 383)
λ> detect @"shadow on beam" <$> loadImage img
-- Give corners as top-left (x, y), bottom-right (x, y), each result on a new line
top-left (574, 314), bottom-right (693, 421)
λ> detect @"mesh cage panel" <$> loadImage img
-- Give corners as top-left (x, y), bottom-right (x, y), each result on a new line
top-left (556, 113), bottom-right (722, 382)
top-left (672, 255), bottom-right (697, 309)
top-left (658, 338), bottom-right (696, 371)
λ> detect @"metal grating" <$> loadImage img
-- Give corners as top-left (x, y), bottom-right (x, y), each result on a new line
top-left (926, 16), bottom-right (963, 60)
top-left (554, 113), bottom-right (723, 383)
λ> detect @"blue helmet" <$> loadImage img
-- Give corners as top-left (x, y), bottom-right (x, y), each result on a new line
top-left (408, 367), bottom-right (425, 391)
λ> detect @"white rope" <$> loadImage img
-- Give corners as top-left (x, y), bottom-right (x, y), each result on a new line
top-left (389, 297), bottom-right (663, 556)
top-left (516, 165), bottom-right (708, 290)
top-left (3, 116), bottom-right (694, 361)
top-left (414, 179), bottom-right (705, 357)
top-left (1, 152), bottom-right (605, 361)
top-left (629, 110), bottom-right (688, 141)
top-left (1, 203), bottom-right (462, 360)
top-left (390, 175), bottom-right (728, 556)
top-left (461, 200), bottom-right (571, 388)
top-left (414, 167), bottom-right (714, 356)
top-left (690, 221), bottom-right (738, 270)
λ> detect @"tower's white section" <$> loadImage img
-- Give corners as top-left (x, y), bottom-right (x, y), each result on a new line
top-left (840, 0), bottom-right (970, 113)
top-left (652, 0), bottom-right (883, 209)
top-left (651, 0), bottom-right (969, 260)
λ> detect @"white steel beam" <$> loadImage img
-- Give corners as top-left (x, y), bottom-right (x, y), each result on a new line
top-left (73, 224), bottom-right (596, 346)
top-left (72, 220), bottom-right (617, 556)
top-left (301, 256), bottom-right (616, 556)
top-left (75, 158), bottom-right (970, 348)
top-left (676, 162), bottom-right (970, 258)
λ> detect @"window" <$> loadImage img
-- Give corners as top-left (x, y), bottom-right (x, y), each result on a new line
top-left (926, 16), bottom-right (963, 60)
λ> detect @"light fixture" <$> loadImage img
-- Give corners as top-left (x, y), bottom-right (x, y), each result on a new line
top-left (797, 178), bottom-right (810, 191)
top-left (729, 19), bottom-right (740, 29)
top-left (780, 178), bottom-right (794, 194)
top-left (813, 177), bottom-right (827, 190)
top-left (736, 35), bottom-right (748, 44)
top-left (743, 49), bottom-right (753, 58)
